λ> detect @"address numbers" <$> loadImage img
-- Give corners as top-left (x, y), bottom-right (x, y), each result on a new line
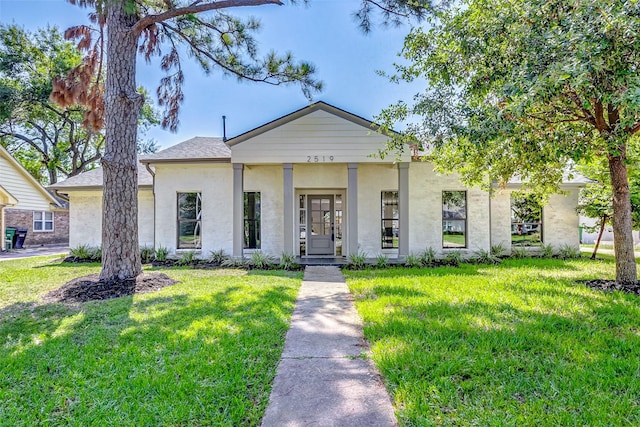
top-left (307, 155), bottom-right (335, 163)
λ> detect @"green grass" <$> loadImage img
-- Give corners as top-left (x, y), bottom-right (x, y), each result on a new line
top-left (345, 257), bottom-right (640, 426)
top-left (0, 256), bottom-right (301, 426)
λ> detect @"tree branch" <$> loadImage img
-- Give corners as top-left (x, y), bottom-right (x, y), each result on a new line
top-left (132, 0), bottom-right (283, 34)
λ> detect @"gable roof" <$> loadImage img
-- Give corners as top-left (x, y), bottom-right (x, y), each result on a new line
top-left (0, 145), bottom-right (61, 207)
top-left (226, 101), bottom-right (397, 147)
top-left (139, 136), bottom-right (230, 164)
top-left (48, 163), bottom-right (153, 191)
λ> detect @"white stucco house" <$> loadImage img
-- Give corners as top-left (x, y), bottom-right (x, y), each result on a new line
top-left (49, 102), bottom-right (585, 259)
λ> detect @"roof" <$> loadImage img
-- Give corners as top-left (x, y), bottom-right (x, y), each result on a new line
top-left (0, 184), bottom-right (18, 205)
top-left (139, 136), bottom-right (230, 163)
top-left (0, 145), bottom-right (61, 207)
top-left (48, 163), bottom-right (153, 191)
top-left (226, 101), bottom-right (398, 147)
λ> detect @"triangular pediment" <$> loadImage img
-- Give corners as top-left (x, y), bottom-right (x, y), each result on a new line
top-left (228, 102), bottom-right (409, 164)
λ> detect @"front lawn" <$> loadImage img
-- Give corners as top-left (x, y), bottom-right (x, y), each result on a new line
top-left (0, 256), bottom-right (301, 426)
top-left (346, 257), bottom-right (640, 426)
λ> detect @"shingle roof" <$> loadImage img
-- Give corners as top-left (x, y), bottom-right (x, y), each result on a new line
top-left (140, 136), bottom-right (230, 162)
top-left (49, 163), bottom-right (153, 190)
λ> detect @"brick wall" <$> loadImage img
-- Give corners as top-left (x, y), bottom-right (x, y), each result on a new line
top-left (5, 209), bottom-right (69, 246)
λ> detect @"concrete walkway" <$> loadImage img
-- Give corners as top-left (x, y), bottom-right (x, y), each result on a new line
top-left (261, 266), bottom-right (397, 427)
top-left (0, 244), bottom-right (68, 261)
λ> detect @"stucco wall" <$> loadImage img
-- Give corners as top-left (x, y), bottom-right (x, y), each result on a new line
top-left (408, 162), bottom-right (491, 256)
top-left (490, 191), bottom-right (512, 253)
top-left (68, 190), bottom-right (154, 249)
top-left (244, 165), bottom-right (284, 255)
top-left (154, 163), bottom-right (233, 256)
top-left (543, 188), bottom-right (581, 249)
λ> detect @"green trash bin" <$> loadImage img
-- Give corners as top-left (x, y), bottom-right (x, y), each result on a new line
top-left (5, 227), bottom-right (16, 251)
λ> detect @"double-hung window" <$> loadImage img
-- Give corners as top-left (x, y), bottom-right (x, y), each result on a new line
top-left (177, 192), bottom-right (202, 249)
top-left (33, 211), bottom-right (54, 232)
top-left (442, 191), bottom-right (467, 248)
top-left (244, 192), bottom-right (261, 249)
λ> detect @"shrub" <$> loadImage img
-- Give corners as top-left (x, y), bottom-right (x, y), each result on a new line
top-left (419, 247), bottom-right (437, 266)
top-left (472, 248), bottom-right (500, 265)
top-left (222, 257), bottom-right (248, 268)
top-left (70, 245), bottom-right (93, 260)
top-left (347, 251), bottom-right (368, 270)
top-left (511, 247), bottom-right (529, 259)
top-left (558, 244), bottom-right (582, 259)
top-left (250, 251), bottom-right (274, 269)
top-left (140, 246), bottom-right (155, 263)
top-left (209, 249), bottom-right (226, 265)
top-left (442, 251), bottom-right (462, 267)
top-left (540, 243), bottom-right (554, 258)
top-left (404, 252), bottom-right (422, 268)
top-left (279, 252), bottom-right (299, 270)
top-left (155, 246), bottom-right (169, 262)
top-left (490, 243), bottom-right (506, 257)
top-left (178, 250), bottom-right (197, 266)
top-left (375, 253), bottom-right (389, 268)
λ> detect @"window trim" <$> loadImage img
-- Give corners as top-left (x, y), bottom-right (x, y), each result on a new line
top-left (177, 192), bottom-right (202, 250)
top-left (381, 190), bottom-right (399, 249)
top-left (442, 190), bottom-right (467, 249)
top-left (244, 191), bottom-right (261, 250)
top-left (33, 211), bottom-right (54, 233)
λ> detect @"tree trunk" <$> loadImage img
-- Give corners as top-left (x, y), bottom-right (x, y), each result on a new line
top-left (591, 215), bottom-right (607, 260)
top-left (608, 155), bottom-right (638, 284)
top-left (99, 2), bottom-right (143, 282)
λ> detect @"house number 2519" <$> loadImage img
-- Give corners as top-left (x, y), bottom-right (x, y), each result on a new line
top-left (307, 155), bottom-right (335, 162)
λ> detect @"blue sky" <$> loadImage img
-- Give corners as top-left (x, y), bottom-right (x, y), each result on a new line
top-left (0, 0), bottom-right (421, 148)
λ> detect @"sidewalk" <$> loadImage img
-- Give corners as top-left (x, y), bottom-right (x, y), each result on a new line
top-left (261, 266), bottom-right (397, 427)
top-left (0, 244), bottom-right (68, 261)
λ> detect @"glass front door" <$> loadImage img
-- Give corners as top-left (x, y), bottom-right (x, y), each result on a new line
top-left (307, 195), bottom-right (334, 255)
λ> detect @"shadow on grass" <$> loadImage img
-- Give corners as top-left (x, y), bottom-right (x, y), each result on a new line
top-left (0, 277), bottom-right (298, 426)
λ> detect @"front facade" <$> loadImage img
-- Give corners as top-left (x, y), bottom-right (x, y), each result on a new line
top-left (0, 145), bottom-right (67, 249)
top-left (51, 102), bottom-right (583, 259)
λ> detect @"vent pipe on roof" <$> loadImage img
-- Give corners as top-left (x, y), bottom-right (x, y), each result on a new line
top-left (222, 115), bottom-right (227, 142)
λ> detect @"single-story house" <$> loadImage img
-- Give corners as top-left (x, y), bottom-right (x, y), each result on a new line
top-left (49, 102), bottom-right (585, 259)
top-left (0, 145), bottom-right (68, 250)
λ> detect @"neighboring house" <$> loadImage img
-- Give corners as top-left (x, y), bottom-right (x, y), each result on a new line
top-left (579, 216), bottom-right (640, 245)
top-left (0, 145), bottom-right (68, 249)
top-left (50, 102), bottom-right (585, 258)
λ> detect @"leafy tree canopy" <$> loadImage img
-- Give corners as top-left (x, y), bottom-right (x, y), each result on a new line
top-left (0, 24), bottom-right (158, 184)
top-left (377, 0), bottom-right (640, 282)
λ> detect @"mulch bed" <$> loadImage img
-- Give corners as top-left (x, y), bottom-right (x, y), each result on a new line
top-left (44, 273), bottom-right (178, 304)
top-left (582, 279), bottom-right (640, 296)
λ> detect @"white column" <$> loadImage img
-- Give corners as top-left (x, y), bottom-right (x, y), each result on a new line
top-left (233, 163), bottom-right (244, 257)
top-left (283, 163), bottom-right (294, 254)
top-left (347, 163), bottom-right (358, 256)
top-left (398, 162), bottom-right (410, 257)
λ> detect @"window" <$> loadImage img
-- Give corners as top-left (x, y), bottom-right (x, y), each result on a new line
top-left (244, 192), bottom-right (261, 249)
top-left (381, 191), bottom-right (399, 249)
top-left (442, 191), bottom-right (467, 248)
top-left (511, 194), bottom-right (543, 246)
top-left (177, 192), bottom-right (201, 249)
top-left (33, 211), bottom-right (54, 232)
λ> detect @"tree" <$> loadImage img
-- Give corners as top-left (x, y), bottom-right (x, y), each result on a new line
top-left (378, 0), bottom-right (640, 283)
top-left (0, 24), bottom-right (158, 185)
top-left (577, 157), bottom-right (640, 259)
top-left (56, 0), bottom-right (436, 284)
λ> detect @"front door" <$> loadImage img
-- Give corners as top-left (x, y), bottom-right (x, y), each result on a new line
top-left (307, 195), bottom-right (334, 255)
